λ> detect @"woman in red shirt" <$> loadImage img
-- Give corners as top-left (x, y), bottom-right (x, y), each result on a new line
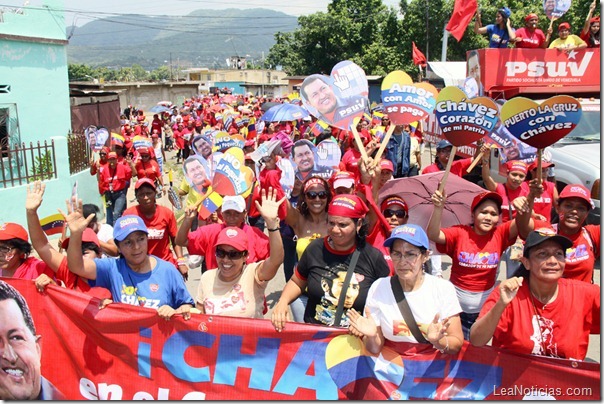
top-left (130, 147), bottom-right (165, 191)
top-left (471, 229), bottom-right (600, 360)
top-left (98, 152), bottom-right (132, 226)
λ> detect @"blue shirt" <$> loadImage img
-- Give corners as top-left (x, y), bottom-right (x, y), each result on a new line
top-left (385, 129), bottom-right (411, 177)
top-left (486, 24), bottom-right (513, 48)
top-left (94, 255), bottom-right (194, 309)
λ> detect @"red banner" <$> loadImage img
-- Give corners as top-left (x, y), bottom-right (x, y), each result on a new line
top-left (2, 279), bottom-right (600, 400)
top-left (470, 48), bottom-right (601, 93)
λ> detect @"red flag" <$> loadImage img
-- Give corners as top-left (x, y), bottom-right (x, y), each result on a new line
top-left (445, 0), bottom-right (478, 41)
top-left (412, 42), bottom-right (427, 67)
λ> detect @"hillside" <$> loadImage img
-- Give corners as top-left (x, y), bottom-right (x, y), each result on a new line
top-left (66, 8), bottom-right (298, 70)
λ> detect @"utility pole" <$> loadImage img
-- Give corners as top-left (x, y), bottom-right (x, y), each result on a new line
top-left (169, 52), bottom-right (173, 82)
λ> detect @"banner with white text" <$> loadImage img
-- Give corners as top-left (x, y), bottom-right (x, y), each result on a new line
top-left (2, 279), bottom-right (599, 400)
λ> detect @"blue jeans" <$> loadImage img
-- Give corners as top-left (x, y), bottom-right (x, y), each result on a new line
top-left (105, 189), bottom-right (127, 226)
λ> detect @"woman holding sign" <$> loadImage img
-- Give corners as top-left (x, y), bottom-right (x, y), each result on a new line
top-left (428, 190), bottom-right (533, 338)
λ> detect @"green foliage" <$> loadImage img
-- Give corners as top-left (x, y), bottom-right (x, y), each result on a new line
top-left (266, 0), bottom-right (592, 77)
top-left (31, 151), bottom-right (53, 181)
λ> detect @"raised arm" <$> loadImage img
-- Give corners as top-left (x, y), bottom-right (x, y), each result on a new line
top-left (582, 0), bottom-right (597, 36)
top-left (254, 187), bottom-right (286, 282)
top-left (427, 189), bottom-right (447, 244)
top-left (474, 11), bottom-right (487, 35)
top-left (175, 206), bottom-right (197, 247)
top-left (25, 181), bottom-right (63, 271)
top-left (480, 144), bottom-right (498, 191)
top-left (61, 198), bottom-right (98, 280)
top-left (470, 277), bottom-right (523, 346)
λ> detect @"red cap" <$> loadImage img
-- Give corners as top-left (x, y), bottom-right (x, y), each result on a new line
top-left (590, 16), bottom-right (600, 25)
top-left (559, 184), bottom-right (592, 208)
top-left (215, 226), bottom-right (248, 252)
top-left (506, 160), bottom-right (528, 175)
top-left (528, 159), bottom-right (554, 172)
top-left (471, 191), bottom-right (503, 213)
top-left (61, 228), bottom-right (100, 249)
top-left (108, 152), bottom-right (118, 159)
top-left (379, 159), bottom-right (394, 172)
top-left (380, 195), bottom-right (409, 213)
top-left (0, 223), bottom-right (28, 242)
top-left (135, 178), bottom-right (156, 190)
top-left (137, 146), bottom-right (150, 155)
top-left (328, 194), bottom-right (369, 219)
top-left (558, 22), bottom-right (570, 31)
top-left (331, 171), bottom-right (356, 190)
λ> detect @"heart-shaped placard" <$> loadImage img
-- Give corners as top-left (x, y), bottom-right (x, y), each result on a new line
top-left (213, 131), bottom-right (245, 153)
top-left (381, 71), bottom-right (438, 125)
top-left (85, 126), bottom-right (110, 151)
top-left (500, 95), bottom-right (582, 149)
top-left (212, 147), bottom-right (255, 196)
top-left (434, 86), bottom-right (499, 147)
top-left (300, 60), bottom-right (369, 131)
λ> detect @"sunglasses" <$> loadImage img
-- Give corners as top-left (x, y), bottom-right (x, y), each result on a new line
top-left (215, 248), bottom-right (246, 260)
top-left (305, 191), bottom-right (328, 200)
top-left (383, 209), bottom-right (407, 219)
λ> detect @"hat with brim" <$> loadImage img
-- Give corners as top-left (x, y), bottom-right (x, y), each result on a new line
top-left (0, 223), bottom-right (28, 242)
top-left (471, 191), bottom-right (503, 213)
top-left (113, 215), bottom-right (148, 242)
top-left (61, 228), bottom-right (100, 249)
top-left (523, 228), bottom-right (573, 258)
top-left (384, 224), bottom-right (429, 249)
top-left (216, 226), bottom-right (248, 252)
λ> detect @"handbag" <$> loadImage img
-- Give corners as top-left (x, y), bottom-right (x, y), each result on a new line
top-left (333, 249), bottom-right (361, 326)
top-left (389, 276), bottom-right (430, 344)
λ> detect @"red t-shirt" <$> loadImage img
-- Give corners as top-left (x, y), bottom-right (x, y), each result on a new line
top-left (12, 257), bottom-right (55, 280)
top-left (123, 205), bottom-right (178, 266)
top-left (478, 278), bottom-right (600, 360)
top-left (421, 157), bottom-right (472, 177)
top-left (494, 182), bottom-right (529, 223)
top-left (532, 220), bottom-right (601, 283)
top-left (187, 223), bottom-right (269, 270)
top-left (514, 27), bottom-right (546, 48)
top-left (531, 180), bottom-right (556, 223)
top-left (134, 159), bottom-right (162, 183)
top-left (366, 223), bottom-right (394, 275)
top-left (56, 257), bottom-right (112, 300)
top-left (339, 148), bottom-right (362, 180)
top-left (259, 166), bottom-right (287, 220)
top-left (98, 163), bottom-right (132, 194)
top-left (436, 221), bottom-right (514, 292)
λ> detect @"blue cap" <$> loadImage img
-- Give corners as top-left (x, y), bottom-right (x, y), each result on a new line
top-left (499, 7), bottom-right (511, 19)
top-left (436, 139), bottom-right (453, 150)
top-left (384, 224), bottom-right (430, 250)
top-left (113, 215), bottom-right (148, 242)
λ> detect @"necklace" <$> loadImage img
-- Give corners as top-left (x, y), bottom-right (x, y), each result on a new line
top-left (528, 294), bottom-right (548, 356)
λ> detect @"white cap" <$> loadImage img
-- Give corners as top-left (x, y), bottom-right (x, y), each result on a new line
top-left (221, 195), bottom-right (246, 213)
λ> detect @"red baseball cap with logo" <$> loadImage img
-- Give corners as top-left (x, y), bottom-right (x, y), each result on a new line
top-left (215, 226), bottom-right (248, 252)
top-left (331, 171), bottom-right (356, 190)
top-left (379, 159), bottom-right (394, 173)
top-left (0, 223), bottom-right (28, 242)
top-left (559, 184), bottom-right (593, 209)
top-left (471, 191), bottom-right (503, 213)
top-left (135, 178), bottom-right (156, 190)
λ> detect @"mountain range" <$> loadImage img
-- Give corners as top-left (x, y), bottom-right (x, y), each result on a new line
top-left (66, 8), bottom-right (299, 70)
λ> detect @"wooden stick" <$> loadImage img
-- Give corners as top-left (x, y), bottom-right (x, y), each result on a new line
top-left (373, 124), bottom-right (396, 162)
top-left (536, 148), bottom-right (543, 184)
top-left (548, 17), bottom-right (555, 31)
top-left (466, 143), bottom-right (492, 173)
top-left (437, 145), bottom-right (457, 194)
top-left (350, 125), bottom-right (369, 160)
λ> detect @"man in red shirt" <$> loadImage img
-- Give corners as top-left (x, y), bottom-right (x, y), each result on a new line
top-left (176, 195), bottom-right (269, 273)
top-left (422, 140), bottom-right (473, 177)
top-left (131, 147), bottom-right (164, 190)
top-left (98, 152), bottom-right (132, 226)
top-left (513, 13), bottom-right (550, 48)
top-left (123, 178), bottom-right (188, 280)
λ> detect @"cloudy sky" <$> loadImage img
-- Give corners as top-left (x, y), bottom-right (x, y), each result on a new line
top-left (1, 0), bottom-right (402, 26)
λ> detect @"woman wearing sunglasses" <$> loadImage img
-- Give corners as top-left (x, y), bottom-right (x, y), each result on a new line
top-left (195, 188), bottom-right (285, 318)
top-left (272, 194), bottom-right (390, 331)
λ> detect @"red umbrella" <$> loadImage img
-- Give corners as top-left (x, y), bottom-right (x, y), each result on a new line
top-left (378, 172), bottom-right (487, 230)
top-left (221, 94), bottom-right (237, 104)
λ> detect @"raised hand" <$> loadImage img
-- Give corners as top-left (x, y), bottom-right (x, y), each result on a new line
top-left (498, 276), bottom-right (523, 306)
top-left (255, 187), bottom-right (286, 224)
top-left (347, 308), bottom-right (377, 338)
top-left (58, 197), bottom-right (94, 236)
top-left (25, 181), bottom-right (46, 213)
top-left (431, 189), bottom-right (447, 208)
top-left (332, 73), bottom-right (350, 91)
top-left (426, 314), bottom-right (450, 345)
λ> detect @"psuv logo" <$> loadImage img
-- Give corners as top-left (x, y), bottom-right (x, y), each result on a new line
top-left (505, 52), bottom-right (593, 78)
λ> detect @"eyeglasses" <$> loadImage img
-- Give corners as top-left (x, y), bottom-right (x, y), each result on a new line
top-left (0, 245), bottom-right (14, 254)
top-left (215, 248), bottom-right (246, 260)
top-left (390, 250), bottom-right (421, 262)
top-left (383, 209), bottom-right (407, 219)
top-left (305, 191), bottom-right (328, 200)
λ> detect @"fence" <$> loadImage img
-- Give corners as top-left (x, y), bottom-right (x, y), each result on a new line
top-left (0, 140), bottom-right (57, 188)
top-left (67, 132), bottom-right (92, 175)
